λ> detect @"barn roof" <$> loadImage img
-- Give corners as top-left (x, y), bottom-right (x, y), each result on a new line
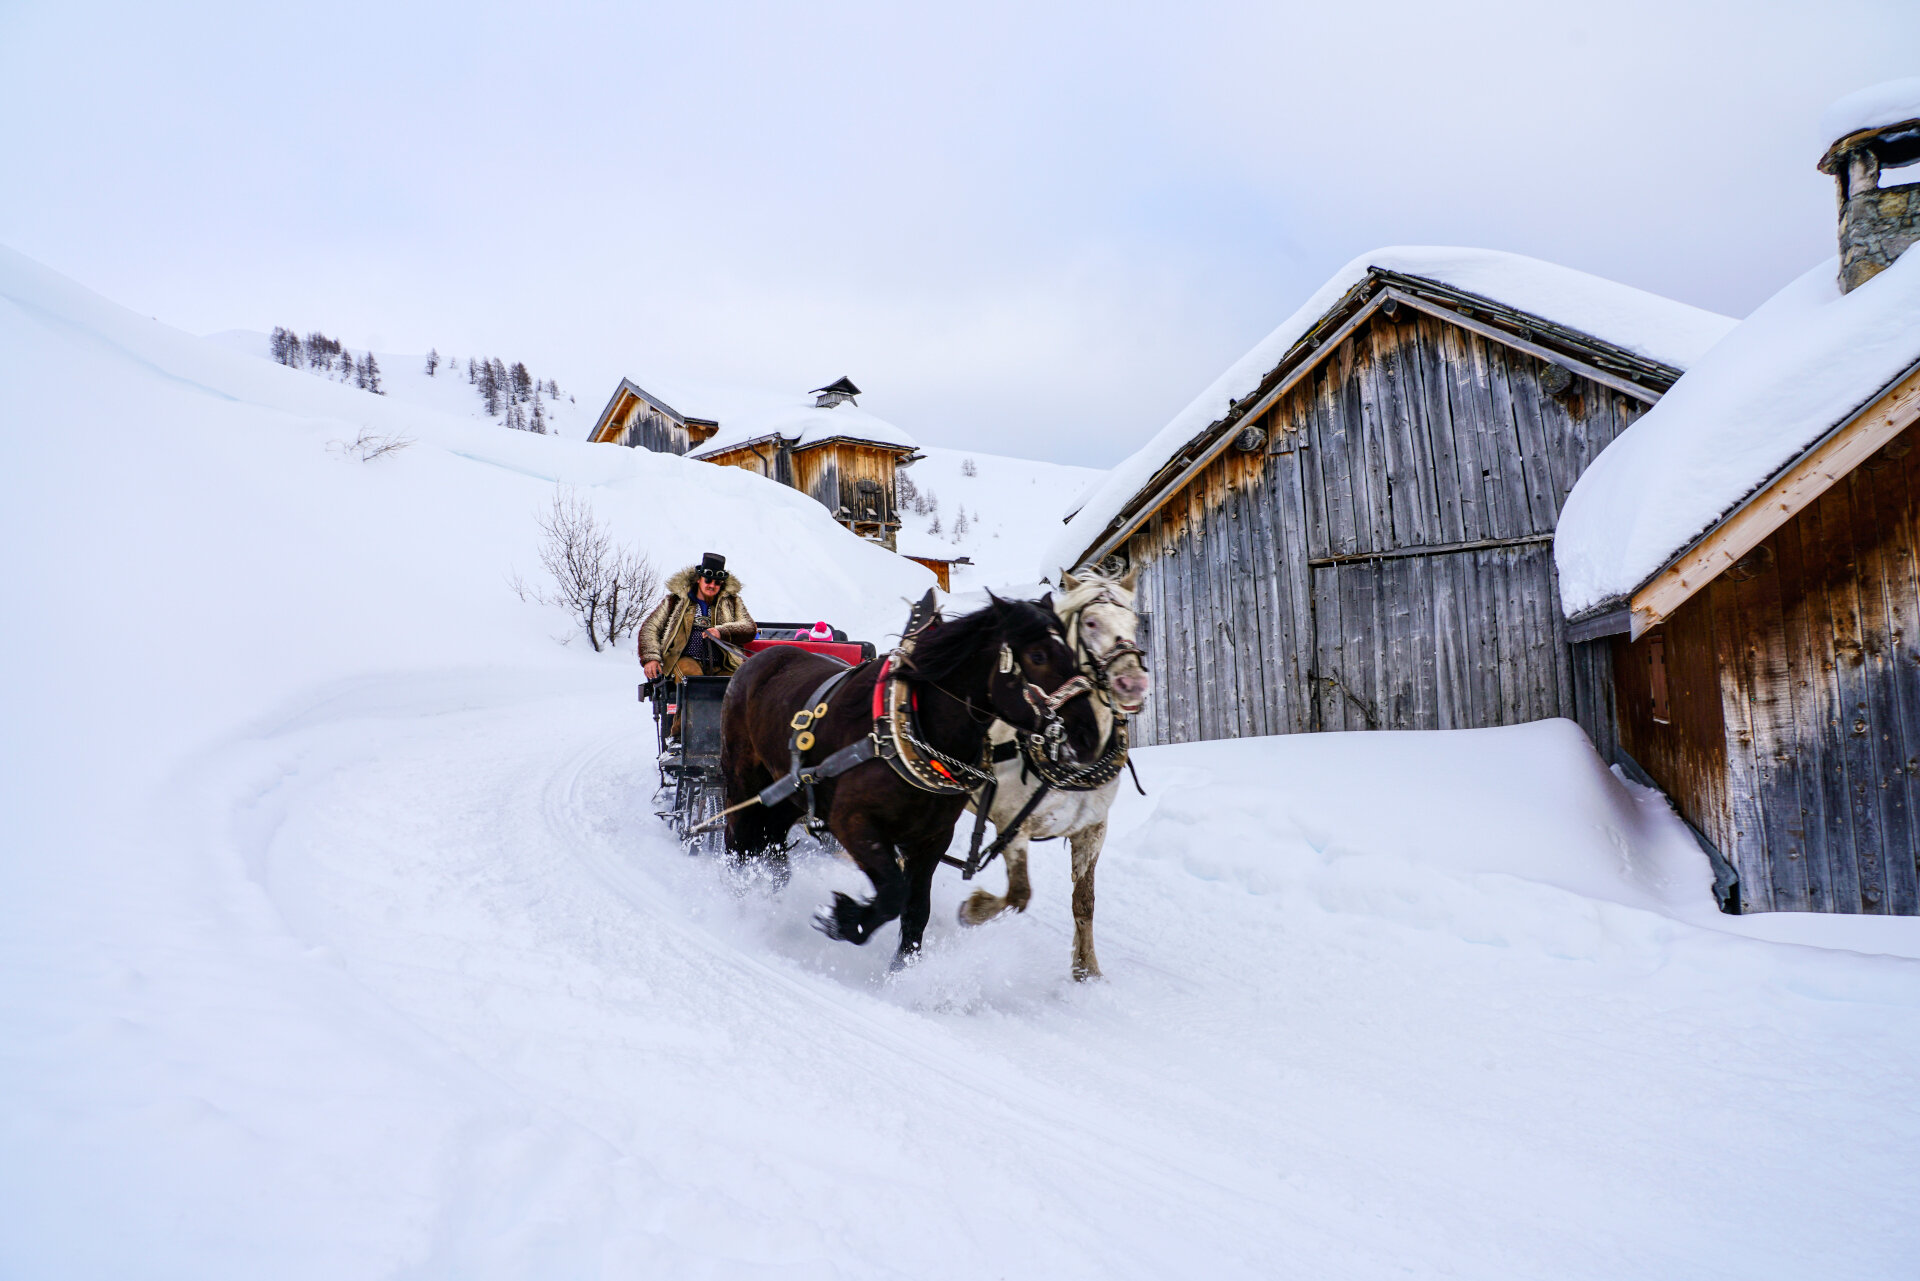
top-left (1555, 247), bottom-right (1920, 625)
top-left (691, 393), bottom-right (919, 457)
top-left (1045, 246), bottom-right (1737, 577)
top-left (586, 377), bottom-right (688, 443)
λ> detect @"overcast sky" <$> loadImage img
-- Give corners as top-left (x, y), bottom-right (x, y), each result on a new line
top-left (3, 1), bottom-right (1914, 464)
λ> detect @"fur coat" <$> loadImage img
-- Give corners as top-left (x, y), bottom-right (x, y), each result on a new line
top-left (639, 566), bottom-right (756, 673)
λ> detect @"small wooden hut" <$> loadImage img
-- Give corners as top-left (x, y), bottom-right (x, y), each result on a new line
top-left (1556, 97), bottom-right (1920, 915)
top-left (1051, 249), bottom-right (1734, 749)
top-left (586, 378), bottom-right (718, 454)
top-left (695, 379), bottom-right (923, 550)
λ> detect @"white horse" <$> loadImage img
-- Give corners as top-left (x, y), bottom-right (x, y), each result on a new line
top-left (957, 567), bottom-right (1152, 979)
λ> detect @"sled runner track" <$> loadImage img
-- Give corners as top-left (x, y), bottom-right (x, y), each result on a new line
top-left (540, 725), bottom-right (1280, 1214)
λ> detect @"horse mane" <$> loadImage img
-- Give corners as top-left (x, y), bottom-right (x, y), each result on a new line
top-left (900, 597), bottom-right (1061, 686)
top-left (1056, 567), bottom-right (1136, 617)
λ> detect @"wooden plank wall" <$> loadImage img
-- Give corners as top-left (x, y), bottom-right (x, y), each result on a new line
top-left (832, 445), bottom-right (902, 528)
top-left (619, 400), bottom-right (689, 455)
top-left (1130, 307), bottom-right (1645, 751)
top-left (1613, 603), bottom-right (1732, 860)
top-left (1622, 427), bottom-right (1920, 914)
top-left (702, 444), bottom-right (777, 479)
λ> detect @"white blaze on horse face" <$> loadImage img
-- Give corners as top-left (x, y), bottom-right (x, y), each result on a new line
top-left (1080, 598), bottom-right (1152, 711)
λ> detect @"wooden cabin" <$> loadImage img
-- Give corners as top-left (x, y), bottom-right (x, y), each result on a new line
top-left (694, 379), bottom-right (923, 550)
top-left (1557, 101), bottom-right (1920, 915)
top-left (586, 378), bottom-right (719, 455)
top-left (1052, 250), bottom-right (1735, 750)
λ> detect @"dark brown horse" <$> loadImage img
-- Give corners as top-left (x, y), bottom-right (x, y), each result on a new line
top-left (720, 595), bottom-right (1102, 968)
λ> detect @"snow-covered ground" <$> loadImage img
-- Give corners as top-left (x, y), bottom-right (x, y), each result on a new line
top-left (896, 446), bottom-right (1104, 591)
top-left (6, 245), bottom-right (1920, 1279)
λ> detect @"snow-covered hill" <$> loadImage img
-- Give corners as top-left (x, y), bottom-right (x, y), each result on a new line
top-left (205, 328), bottom-right (598, 440)
top-left (5, 245), bottom-right (1920, 1280)
top-left (895, 446), bottom-right (1103, 590)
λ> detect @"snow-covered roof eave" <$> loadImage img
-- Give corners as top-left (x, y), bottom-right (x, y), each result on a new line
top-left (691, 431), bottom-right (792, 460)
top-left (1048, 247), bottom-right (1735, 576)
top-left (693, 430), bottom-right (920, 461)
top-left (1554, 249), bottom-right (1920, 623)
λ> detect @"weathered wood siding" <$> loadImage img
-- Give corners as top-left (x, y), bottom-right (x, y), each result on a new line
top-left (1613, 596), bottom-right (1731, 859)
top-left (1618, 427), bottom-right (1920, 914)
top-left (1130, 308), bottom-right (1645, 750)
top-left (792, 442), bottom-right (904, 546)
top-left (623, 406), bottom-right (689, 455)
top-left (702, 443), bottom-right (780, 479)
top-left (831, 444), bottom-right (902, 529)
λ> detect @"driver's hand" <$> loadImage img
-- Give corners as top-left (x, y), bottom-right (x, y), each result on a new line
top-left (704, 628), bottom-right (722, 641)
top-left (643, 660), bottom-right (661, 681)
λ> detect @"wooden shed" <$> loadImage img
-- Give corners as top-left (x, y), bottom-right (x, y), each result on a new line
top-left (694, 379), bottom-right (923, 550)
top-left (586, 378), bottom-right (718, 454)
top-left (1556, 106), bottom-right (1920, 915)
top-left (1051, 249), bottom-right (1735, 750)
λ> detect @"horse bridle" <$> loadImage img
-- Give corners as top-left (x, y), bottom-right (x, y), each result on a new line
top-left (994, 641), bottom-right (1095, 763)
top-left (1064, 587), bottom-right (1148, 715)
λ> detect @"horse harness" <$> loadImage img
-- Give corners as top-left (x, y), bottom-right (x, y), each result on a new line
top-left (955, 590), bottom-right (1149, 879)
top-left (689, 623), bottom-right (1093, 840)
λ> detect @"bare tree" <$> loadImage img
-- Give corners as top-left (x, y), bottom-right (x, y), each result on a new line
top-left (961, 457), bottom-right (977, 477)
top-left (513, 491), bottom-right (658, 651)
top-left (327, 428), bottom-right (413, 461)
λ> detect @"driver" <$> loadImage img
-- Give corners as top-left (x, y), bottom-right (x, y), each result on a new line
top-left (640, 552), bottom-right (757, 683)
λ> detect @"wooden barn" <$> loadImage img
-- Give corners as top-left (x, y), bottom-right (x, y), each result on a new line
top-left (694, 378), bottom-right (923, 550)
top-left (1555, 103), bottom-right (1920, 915)
top-left (586, 378), bottom-right (719, 454)
top-left (1052, 249), bottom-right (1734, 750)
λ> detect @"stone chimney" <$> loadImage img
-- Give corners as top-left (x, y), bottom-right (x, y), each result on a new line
top-left (1819, 99), bottom-right (1920, 293)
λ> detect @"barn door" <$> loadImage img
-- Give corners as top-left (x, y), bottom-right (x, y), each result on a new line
top-left (1296, 315), bottom-right (1584, 732)
top-left (1310, 542), bottom-right (1572, 731)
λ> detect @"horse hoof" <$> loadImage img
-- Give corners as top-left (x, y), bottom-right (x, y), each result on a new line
top-left (957, 890), bottom-right (1001, 927)
top-left (1072, 963), bottom-right (1103, 982)
top-left (811, 893), bottom-right (868, 944)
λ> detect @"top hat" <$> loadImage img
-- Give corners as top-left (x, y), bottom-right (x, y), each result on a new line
top-left (699, 552), bottom-right (728, 581)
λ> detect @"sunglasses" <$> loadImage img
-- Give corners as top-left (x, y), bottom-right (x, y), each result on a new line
top-left (699, 569), bottom-right (729, 584)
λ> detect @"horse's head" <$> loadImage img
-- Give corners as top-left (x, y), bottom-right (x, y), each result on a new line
top-left (983, 593), bottom-right (1104, 765)
top-left (1058, 567), bottom-right (1152, 716)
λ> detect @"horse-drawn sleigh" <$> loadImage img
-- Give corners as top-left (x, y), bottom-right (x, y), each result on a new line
top-left (646, 571), bottom-right (1151, 977)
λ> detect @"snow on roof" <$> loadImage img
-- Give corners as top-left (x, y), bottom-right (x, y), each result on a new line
top-left (1820, 77), bottom-right (1920, 145)
top-left (1044, 246), bottom-right (1737, 577)
top-left (692, 394), bottom-right (919, 456)
top-left (1555, 248), bottom-right (1920, 618)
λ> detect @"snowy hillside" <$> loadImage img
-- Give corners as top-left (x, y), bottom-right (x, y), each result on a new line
top-left (895, 445), bottom-right (1104, 590)
top-left (206, 328), bottom-right (597, 440)
top-left (6, 244), bottom-right (1920, 1280)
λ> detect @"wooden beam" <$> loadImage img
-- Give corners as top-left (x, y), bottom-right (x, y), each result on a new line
top-left (1307, 531), bottom-right (1553, 568)
top-left (1380, 288), bottom-right (1665, 406)
top-left (1630, 360), bottom-right (1920, 638)
top-left (1566, 607), bottom-right (1631, 643)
